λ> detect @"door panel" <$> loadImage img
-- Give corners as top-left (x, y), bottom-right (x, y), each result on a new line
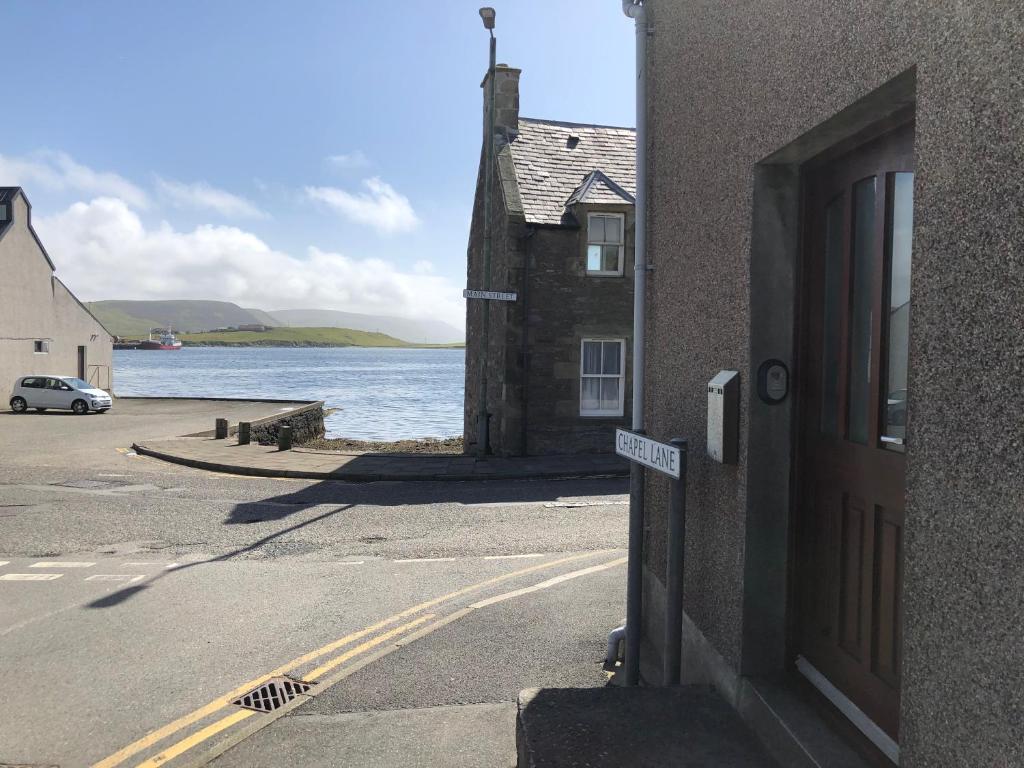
top-left (796, 123), bottom-right (914, 743)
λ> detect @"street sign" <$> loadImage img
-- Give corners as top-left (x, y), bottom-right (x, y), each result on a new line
top-left (463, 289), bottom-right (517, 301)
top-left (615, 429), bottom-right (681, 479)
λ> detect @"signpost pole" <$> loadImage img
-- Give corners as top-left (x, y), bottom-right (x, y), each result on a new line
top-left (476, 26), bottom-right (497, 458)
top-left (663, 437), bottom-right (688, 685)
top-left (624, 435), bottom-right (645, 686)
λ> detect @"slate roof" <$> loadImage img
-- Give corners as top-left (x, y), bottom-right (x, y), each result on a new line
top-left (506, 118), bottom-right (636, 226)
top-left (566, 170), bottom-right (636, 207)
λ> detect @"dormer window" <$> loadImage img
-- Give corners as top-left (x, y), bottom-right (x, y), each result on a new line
top-left (586, 213), bottom-right (625, 276)
top-left (0, 203), bottom-right (7, 222)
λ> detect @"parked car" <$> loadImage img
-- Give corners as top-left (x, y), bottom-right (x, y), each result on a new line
top-left (9, 376), bottom-right (112, 415)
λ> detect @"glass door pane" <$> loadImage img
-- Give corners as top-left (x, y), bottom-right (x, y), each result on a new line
top-left (882, 173), bottom-right (914, 450)
top-left (847, 177), bottom-right (877, 445)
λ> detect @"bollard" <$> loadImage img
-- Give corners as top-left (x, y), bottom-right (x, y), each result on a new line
top-left (238, 422), bottom-right (251, 445)
top-left (215, 418), bottom-right (228, 440)
top-left (278, 425), bottom-right (293, 451)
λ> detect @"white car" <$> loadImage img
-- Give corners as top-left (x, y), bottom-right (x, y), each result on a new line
top-left (9, 376), bottom-right (112, 415)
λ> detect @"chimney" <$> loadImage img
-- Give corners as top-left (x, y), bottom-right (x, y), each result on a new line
top-left (483, 64), bottom-right (521, 138)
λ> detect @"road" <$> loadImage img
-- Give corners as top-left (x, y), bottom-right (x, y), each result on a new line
top-left (0, 405), bottom-right (629, 767)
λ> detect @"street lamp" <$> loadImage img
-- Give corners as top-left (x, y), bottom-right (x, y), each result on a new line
top-left (476, 6), bottom-right (496, 456)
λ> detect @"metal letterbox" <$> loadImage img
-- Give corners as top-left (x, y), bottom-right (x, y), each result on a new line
top-left (707, 370), bottom-right (739, 464)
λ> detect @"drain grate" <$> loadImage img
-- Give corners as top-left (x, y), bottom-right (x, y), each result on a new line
top-left (232, 677), bottom-right (313, 712)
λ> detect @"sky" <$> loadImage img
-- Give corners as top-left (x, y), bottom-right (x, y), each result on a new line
top-left (0, 1), bottom-right (635, 332)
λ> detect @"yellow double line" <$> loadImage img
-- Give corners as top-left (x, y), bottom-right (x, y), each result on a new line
top-left (93, 551), bottom-right (622, 768)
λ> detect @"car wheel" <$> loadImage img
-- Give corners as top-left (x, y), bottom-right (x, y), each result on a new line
top-left (10, 397), bottom-right (27, 414)
top-left (71, 399), bottom-right (89, 415)
top-left (35, 407), bottom-right (48, 413)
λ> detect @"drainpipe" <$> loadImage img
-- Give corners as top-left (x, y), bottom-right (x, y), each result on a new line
top-left (620, 0), bottom-right (648, 687)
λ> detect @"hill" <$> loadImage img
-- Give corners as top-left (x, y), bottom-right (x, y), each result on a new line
top-left (271, 308), bottom-right (464, 345)
top-left (179, 327), bottom-right (462, 348)
top-left (86, 303), bottom-right (166, 337)
top-left (88, 300), bottom-right (267, 336)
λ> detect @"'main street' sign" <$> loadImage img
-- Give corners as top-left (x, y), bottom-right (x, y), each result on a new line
top-left (615, 429), bottom-right (681, 479)
top-left (463, 289), bottom-right (518, 302)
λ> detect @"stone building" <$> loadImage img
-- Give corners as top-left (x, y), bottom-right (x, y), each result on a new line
top-left (0, 187), bottom-right (113, 396)
top-left (463, 64), bottom-right (636, 456)
top-left (626, 2), bottom-right (1024, 767)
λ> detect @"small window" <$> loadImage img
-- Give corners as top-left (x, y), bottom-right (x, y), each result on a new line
top-left (0, 203), bottom-right (7, 222)
top-left (21, 377), bottom-right (43, 389)
top-left (580, 338), bottom-right (625, 417)
top-left (34, 340), bottom-right (49, 354)
top-left (586, 213), bottom-right (625, 276)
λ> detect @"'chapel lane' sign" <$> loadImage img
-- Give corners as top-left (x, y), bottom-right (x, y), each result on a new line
top-left (615, 429), bottom-right (681, 479)
top-left (463, 289), bottom-right (518, 302)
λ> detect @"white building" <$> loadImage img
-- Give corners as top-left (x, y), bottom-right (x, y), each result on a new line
top-left (0, 187), bottom-right (112, 397)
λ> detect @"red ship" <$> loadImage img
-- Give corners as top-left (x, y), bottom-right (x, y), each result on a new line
top-left (139, 328), bottom-right (183, 350)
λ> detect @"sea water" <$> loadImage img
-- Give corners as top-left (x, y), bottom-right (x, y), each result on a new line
top-left (112, 347), bottom-right (465, 441)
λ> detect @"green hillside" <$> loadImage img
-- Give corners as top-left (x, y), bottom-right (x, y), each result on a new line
top-left (87, 300), bottom-right (266, 335)
top-left (180, 327), bottom-right (420, 347)
top-left (86, 303), bottom-right (165, 336)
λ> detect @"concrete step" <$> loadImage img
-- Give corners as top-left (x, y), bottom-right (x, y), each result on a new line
top-left (517, 685), bottom-right (779, 767)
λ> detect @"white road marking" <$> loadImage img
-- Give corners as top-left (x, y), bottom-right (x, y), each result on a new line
top-left (0, 561), bottom-right (9, 567)
top-left (1, 573), bottom-right (64, 581)
top-left (97, 473), bottom-right (129, 477)
top-left (470, 558), bottom-right (626, 610)
top-left (29, 561), bottom-right (95, 568)
top-left (394, 557), bottom-right (458, 563)
top-left (85, 574), bottom-right (146, 583)
top-left (482, 553), bottom-right (545, 560)
top-left (124, 562), bottom-right (170, 567)
top-left (336, 561), bottom-right (365, 566)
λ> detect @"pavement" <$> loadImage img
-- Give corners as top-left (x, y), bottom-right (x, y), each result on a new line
top-left (0, 397), bottom-right (775, 767)
top-left (134, 436), bottom-right (630, 481)
top-left (516, 686), bottom-right (778, 767)
top-left (0, 396), bottom-right (311, 471)
top-left (0, 397), bottom-right (636, 767)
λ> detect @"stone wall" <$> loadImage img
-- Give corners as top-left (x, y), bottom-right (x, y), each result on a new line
top-left (248, 401), bottom-right (325, 446)
top-left (463, 149), bottom-right (635, 456)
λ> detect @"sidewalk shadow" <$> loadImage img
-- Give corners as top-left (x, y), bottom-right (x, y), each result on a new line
top-left (224, 475), bottom-right (628, 525)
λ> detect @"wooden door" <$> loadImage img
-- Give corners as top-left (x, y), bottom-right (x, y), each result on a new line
top-left (795, 122), bottom-right (914, 743)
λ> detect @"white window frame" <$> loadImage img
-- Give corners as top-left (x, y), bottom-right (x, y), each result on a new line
top-left (33, 340), bottom-right (49, 354)
top-left (585, 212), bottom-right (625, 277)
top-left (579, 338), bottom-right (626, 417)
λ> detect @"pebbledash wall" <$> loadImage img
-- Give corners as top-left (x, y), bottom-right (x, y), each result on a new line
top-left (637, 2), bottom-right (1023, 767)
top-left (0, 189), bottom-right (113, 396)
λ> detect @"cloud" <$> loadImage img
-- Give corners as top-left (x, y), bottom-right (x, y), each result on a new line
top-left (306, 178), bottom-right (419, 234)
top-left (326, 151), bottom-right (371, 170)
top-left (35, 197), bottom-right (464, 331)
top-left (156, 177), bottom-right (266, 219)
top-left (0, 150), bottom-right (149, 209)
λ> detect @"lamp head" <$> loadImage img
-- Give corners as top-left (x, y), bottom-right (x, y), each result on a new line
top-left (479, 7), bottom-right (496, 30)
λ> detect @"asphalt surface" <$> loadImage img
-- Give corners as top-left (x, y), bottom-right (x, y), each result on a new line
top-left (0, 401), bottom-right (629, 767)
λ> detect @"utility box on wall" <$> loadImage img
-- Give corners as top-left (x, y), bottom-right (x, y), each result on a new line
top-left (707, 370), bottom-right (739, 464)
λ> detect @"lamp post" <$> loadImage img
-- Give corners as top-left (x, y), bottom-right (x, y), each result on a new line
top-left (476, 6), bottom-right (496, 457)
